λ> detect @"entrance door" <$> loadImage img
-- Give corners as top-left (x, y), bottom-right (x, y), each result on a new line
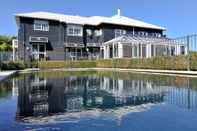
top-left (32, 43), bottom-right (46, 60)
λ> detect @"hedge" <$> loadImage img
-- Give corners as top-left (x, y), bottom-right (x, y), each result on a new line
top-left (0, 61), bottom-right (38, 70)
top-left (1, 53), bottom-right (197, 71)
top-left (38, 55), bottom-right (194, 70)
top-left (0, 61), bottom-right (26, 70)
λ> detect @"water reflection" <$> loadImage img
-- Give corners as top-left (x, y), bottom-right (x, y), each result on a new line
top-left (16, 73), bottom-right (165, 118)
top-left (10, 71), bottom-right (197, 124)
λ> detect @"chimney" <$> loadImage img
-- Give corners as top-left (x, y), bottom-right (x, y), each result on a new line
top-left (117, 8), bottom-right (121, 17)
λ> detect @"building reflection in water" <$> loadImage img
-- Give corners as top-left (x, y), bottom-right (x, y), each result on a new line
top-left (16, 74), bottom-right (166, 118)
top-left (15, 73), bottom-right (197, 119)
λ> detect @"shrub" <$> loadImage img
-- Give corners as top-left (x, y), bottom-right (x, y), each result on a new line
top-left (1, 61), bottom-right (26, 70)
top-left (3, 53), bottom-right (195, 71)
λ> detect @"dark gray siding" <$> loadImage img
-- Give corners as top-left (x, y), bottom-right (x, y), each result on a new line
top-left (18, 17), bottom-right (65, 60)
top-left (65, 24), bottom-right (84, 47)
top-left (100, 23), bottom-right (163, 42)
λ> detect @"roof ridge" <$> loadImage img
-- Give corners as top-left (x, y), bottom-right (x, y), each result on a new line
top-left (15, 11), bottom-right (166, 30)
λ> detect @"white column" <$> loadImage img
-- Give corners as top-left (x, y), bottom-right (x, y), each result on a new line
top-left (104, 46), bottom-right (107, 59)
top-left (140, 44), bottom-right (142, 58)
top-left (175, 45), bottom-right (179, 55)
top-left (185, 45), bottom-right (188, 55)
top-left (112, 42), bottom-right (115, 58)
top-left (118, 42), bottom-right (123, 58)
top-left (177, 45), bottom-right (181, 55)
top-left (146, 44), bottom-right (151, 58)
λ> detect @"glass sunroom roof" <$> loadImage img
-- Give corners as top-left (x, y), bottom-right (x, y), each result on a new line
top-left (104, 35), bottom-right (186, 46)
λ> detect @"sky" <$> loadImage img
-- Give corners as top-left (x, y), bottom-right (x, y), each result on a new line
top-left (0, 0), bottom-right (197, 38)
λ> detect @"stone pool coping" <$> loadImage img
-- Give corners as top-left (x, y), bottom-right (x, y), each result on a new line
top-left (0, 71), bottom-right (17, 81)
top-left (48, 68), bottom-right (197, 77)
top-left (2, 68), bottom-right (197, 80)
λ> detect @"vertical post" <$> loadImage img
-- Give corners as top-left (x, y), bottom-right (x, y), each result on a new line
top-left (187, 35), bottom-right (190, 71)
top-left (75, 47), bottom-right (77, 61)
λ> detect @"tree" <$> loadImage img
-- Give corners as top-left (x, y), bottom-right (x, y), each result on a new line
top-left (0, 42), bottom-right (12, 51)
top-left (0, 35), bottom-right (13, 51)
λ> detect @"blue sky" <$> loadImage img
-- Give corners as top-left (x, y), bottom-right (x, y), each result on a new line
top-left (0, 0), bottom-right (196, 37)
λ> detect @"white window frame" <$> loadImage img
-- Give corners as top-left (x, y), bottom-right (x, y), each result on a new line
top-left (34, 20), bottom-right (49, 31)
top-left (67, 25), bottom-right (83, 36)
top-left (86, 29), bottom-right (92, 36)
top-left (94, 29), bottom-right (103, 36)
top-left (115, 29), bottom-right (126, 38)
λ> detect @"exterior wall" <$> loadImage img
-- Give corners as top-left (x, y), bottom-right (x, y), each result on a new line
top-left (17, 17), bottom-right (164, 61)
top-left (65, 24), bottom-right (84, 47)
top-left (101, 24), bottom-right (163, 42)
top-left (18, 17), bottom-right (65, 60)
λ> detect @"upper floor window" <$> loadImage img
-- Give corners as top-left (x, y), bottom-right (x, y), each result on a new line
top-left (138, 31), bottom-right (148, 37)
top-left (150, 33), bottom-right (161, 38)
top-left (34, 20), bottom-right (49, 31)
top-left (94, 29), bottom-right (102, 36)
top-left (67, 25), bottom-right (83, 36)
top-left (115, 29), bottom-right (126, 38)
top-left (86, 29), bottom-right (92, 36)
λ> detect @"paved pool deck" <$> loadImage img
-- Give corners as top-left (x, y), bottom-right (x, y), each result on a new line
top-left (0, 71), bottom-right (17, 81)
top-left (2, 68), bottom-right (197, 80)
top-left (49, 68), bottom-right (197, 77)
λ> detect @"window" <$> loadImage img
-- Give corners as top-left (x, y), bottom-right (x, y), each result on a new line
top-left (132, 45), bottom-right (138, 57)
top-left (138, 31), bottom-right (148, 37)
top-left (86, 29), bottom-right (92, 36)
top-left (115, 29), bottom-right (126, 37)
top-left (34, 20), bottom-right (49, 31)
top-left (94, 30), bottom-right (102, 36)
top-left (67, 25), bottom-right (83, 36)
top-left (32, 43), bottom-right (46, 60)
top-left (180, 46), bottom-right (185, 55)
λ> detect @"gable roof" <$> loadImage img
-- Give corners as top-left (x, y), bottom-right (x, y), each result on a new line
top-left (15, 11), bottom-right (166, 30)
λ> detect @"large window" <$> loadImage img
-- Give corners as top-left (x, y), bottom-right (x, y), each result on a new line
top-left (34, 20), bottom-right (49, 31)
top-left (115, 29), bottom-right (126, 38)
top-left (32, 43), bottom-right (46, 60)
top-left (86, 29), bottom-right (92, 36)
top-left (132, 45), bottom-right (138, 58)
top-left (67, 25), bottom-right (83, 36)
top-left (94, 30), bottom-right (102, 36)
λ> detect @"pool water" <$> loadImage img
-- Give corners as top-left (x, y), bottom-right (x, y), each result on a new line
top-left (0, 71), bottom-right (197, 131)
